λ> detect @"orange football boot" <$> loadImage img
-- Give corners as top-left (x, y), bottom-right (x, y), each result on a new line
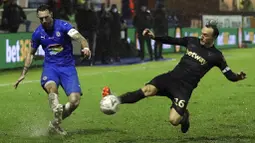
top-left (102, 86), bottom-right (111, 97)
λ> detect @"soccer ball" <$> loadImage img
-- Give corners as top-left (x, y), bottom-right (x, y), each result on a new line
top-left (100, 95), bottom-right (119, 115)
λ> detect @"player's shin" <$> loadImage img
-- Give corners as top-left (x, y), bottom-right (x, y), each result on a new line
top-left (48, 93), bottom-right (59, 111)
top-left (118, 89), bottom-right (145, 104)
top-left (48, 93), bottom-right (64, 124)
top-left (180, 109), bottom-right (190, 133)
top-left (62, 102), bottom-right (72, 119)
top-left (180, 109), bottom-right (189, 124)
top-left (62, 100), bottom-right (80, 120)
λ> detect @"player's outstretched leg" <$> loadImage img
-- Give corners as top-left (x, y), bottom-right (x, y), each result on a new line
top-left (102, 84), bottom-right (157, 104)
top-left (48, 93), bottom-right (63, 124)
top-left (62, 93), bottom-right (81, 120)
top-left (44, 81), bottom-right (66, 135)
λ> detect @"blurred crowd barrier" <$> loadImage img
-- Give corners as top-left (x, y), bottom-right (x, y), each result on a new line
top-left (0, 9), bottom-right (39, 33)
top-left (1, 27), bottom-right (254, 70)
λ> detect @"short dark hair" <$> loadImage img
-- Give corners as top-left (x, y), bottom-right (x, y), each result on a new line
top-left (205, 20), bottom-right (219, 38)
top-left (37, 4), bottom-right (51, 13)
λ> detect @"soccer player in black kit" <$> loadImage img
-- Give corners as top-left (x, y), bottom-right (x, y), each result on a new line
top-left (102, 21), bottom-right (246, 133)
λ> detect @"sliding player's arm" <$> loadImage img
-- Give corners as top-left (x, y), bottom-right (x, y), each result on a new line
top-left (143, 28), bottom-right (188, 46)
top-left (67, 28), bottom-right (91, 59)
top-left (216, 54), bottom-right (246, 82)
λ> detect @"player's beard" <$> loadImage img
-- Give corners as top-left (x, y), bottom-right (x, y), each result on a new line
top-left (200, 39), bottom-right (214, 48)
top-left (42, 21), bottom-right (53, 30)
top-left (200, 39), bottom-right (205, 45)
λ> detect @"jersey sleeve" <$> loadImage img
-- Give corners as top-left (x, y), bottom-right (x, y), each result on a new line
top-left (153, 36), bottom-right (190, 47)
top-left (61, 21), bottom-right (75, 33)
top-left (216, 54), bottom-right (241, 82)
top-left (31, 31), bottom-right (40, 50)
top-left (61, 20), bottom-right (79, 37)
top-left (216, 54), bottom-right (228, 71)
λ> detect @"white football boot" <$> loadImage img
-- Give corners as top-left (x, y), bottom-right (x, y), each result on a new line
top-left (48, 120), bottom-right (67, 136)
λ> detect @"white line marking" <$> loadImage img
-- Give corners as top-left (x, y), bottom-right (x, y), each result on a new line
top-left (0, 80), bottom-right (40, 87)
top-left (1, 52), bottom-right (250, 88)
top-left (0, 61), bottom-right (175, 87)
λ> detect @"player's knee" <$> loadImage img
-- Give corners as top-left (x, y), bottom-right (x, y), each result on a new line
top-left (169, 116), bottom-right (181, 126)
top-left (49, 88), bottom-right (58, 94)
top-left (70, 97), bottom-right (80, 108)
top-left (169, 108), bottom-right (182, 126)
top-left (141, 85), bottom-right (157, 96)
top-left (69, 93), bottom-right (81, 108)
top-left (44, 81), bottom-right (58, 94)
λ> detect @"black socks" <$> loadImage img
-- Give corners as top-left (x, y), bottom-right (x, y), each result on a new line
top-left (118, 89), bottom-right (146, 104)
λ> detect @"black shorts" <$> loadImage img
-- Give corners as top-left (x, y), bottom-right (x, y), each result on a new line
top-left (147, 72), bottom-right (193, 116)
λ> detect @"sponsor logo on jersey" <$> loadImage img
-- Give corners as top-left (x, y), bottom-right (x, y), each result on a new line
top-left (48, 44), bottom-right (64, 55)
top-left (186, 49), bottom-right (207, 65)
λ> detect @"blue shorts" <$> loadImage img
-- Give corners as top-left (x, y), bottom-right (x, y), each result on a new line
top-left (41, 65), bottom-right (82, 96)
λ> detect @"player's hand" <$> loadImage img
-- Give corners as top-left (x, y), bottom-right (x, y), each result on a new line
top-left (237, 71), bottom-right (246, 80)
top-left (81, 48), bottom-right (91, 59)
top-left (142, 28), bottom-right (155, 38)
top-left (14, 74), bottom-right (25, 89)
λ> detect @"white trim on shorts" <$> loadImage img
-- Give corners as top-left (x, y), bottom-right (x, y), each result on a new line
top-left (44, 80), bottom-right (57, 88)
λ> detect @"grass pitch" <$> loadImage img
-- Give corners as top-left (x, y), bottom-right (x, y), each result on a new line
top-left (0, 48), bottom-right (254, 143)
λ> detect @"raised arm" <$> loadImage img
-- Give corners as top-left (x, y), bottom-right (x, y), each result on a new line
top-left (143, 29), bottom-right (188, 46)
top-left (216, 54), bottom-right (246, 82)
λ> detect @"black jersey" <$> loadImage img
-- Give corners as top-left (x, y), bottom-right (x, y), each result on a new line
top-left (154, 36), bottom-right (241, 89)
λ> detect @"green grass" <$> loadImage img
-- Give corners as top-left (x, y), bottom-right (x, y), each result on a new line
top-left (0, 48), bottom-right (254, 143)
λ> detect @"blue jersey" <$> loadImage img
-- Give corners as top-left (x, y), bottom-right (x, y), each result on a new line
top-left (31, 19), bottom-right (75, 66)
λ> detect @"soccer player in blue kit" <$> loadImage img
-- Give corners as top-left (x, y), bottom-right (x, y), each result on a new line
top-left (14, 4), bottom-right (91, 135)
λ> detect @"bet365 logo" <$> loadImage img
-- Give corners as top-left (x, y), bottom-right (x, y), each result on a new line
top-left (5, 39), bottom-right (44, 63)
